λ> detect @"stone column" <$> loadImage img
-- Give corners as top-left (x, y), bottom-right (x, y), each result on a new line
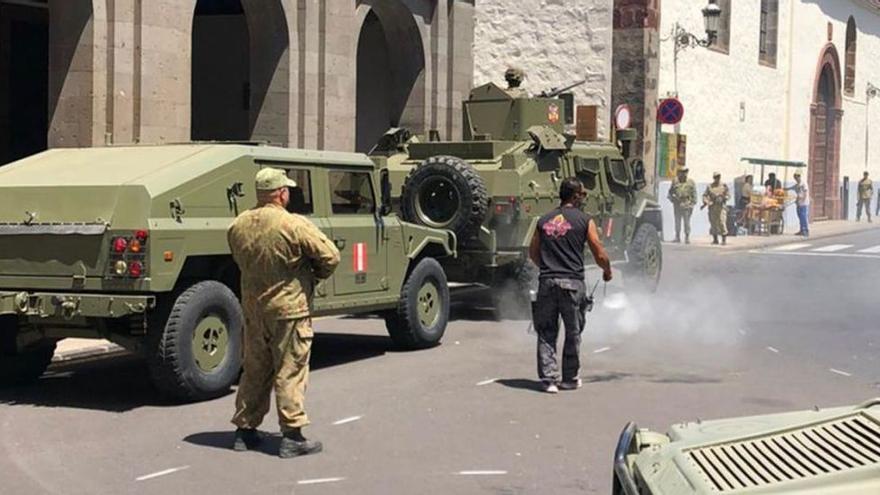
top-left (48, 0), bottom-right (101, 149)
top-left (611, 0), bottom-right (661, 186)
top-left (447, 0), bottom-right (474, 141)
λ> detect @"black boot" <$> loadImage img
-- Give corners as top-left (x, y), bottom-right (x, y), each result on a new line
top-left (685, 235), bottom-right (690, 244)
top-left (233, 428), bottom-right (264, 452)
top-left (712, 235), bottom-right (719, 245)
top-left (279, 428), bottom-right (323, 459)
top-left (722, 235), bottom-right (727, 246)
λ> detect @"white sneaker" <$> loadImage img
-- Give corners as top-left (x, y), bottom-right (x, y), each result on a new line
top-left (543, 382), bottom-right (559, 394)
top-left (559, 378), bottom-right (582, 390)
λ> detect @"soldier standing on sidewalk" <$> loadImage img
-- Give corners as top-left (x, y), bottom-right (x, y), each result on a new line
top-left (857, 172), bottom-right (873, 222)
top-left (227, 168), bottom-right (341, 458)
top-left (667, 167), bottom-right (697, 244)
top-left (528, 177), bottom-right (612, 394)
top-left (703, 172), bottom-right (730, 245)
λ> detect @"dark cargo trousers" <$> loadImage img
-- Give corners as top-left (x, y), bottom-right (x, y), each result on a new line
top-left (533, 278), bottom-right (589, 384)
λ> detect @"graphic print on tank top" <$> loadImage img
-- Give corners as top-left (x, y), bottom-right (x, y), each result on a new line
top-left (542, 214), bottom-right (573, 239)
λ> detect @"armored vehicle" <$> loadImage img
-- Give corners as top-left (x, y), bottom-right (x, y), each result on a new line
top-left (370, 82), bottom-right (663, 304)
top-left (0, 145), bottom-right (456, 401)
top-left (614, 399), bottom-right (880, 494)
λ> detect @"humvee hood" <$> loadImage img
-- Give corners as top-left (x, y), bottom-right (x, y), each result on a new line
top-left (632, 401), bottom-right (880, 494)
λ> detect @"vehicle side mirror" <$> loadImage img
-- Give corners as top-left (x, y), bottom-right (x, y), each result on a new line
top-left (379, 169), bottom-right (393, 216)
top-left (631, 159), bottom-right (647, 190)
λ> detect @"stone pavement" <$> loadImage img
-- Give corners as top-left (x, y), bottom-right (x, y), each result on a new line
top-left (677, 220), bottom-right (880, 251)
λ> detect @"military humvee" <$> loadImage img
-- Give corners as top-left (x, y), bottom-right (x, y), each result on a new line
top-left (613, 399), bottom-right (880, 494)
top-left (370, 81), bottom-right (663, 306)
top-left (0, 144), bottom-right (456, 401)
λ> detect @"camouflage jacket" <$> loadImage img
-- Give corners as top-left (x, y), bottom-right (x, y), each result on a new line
top-left (667, 178), bottom-right (697, 209)
top-left (703, 183), bottom-right (730, 208)
top-left (228, 203), bottom-right (341, 319)
top-left (858, 178), bottom-right (874, 200)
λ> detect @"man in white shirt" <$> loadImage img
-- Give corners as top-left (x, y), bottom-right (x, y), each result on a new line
top-left (789, 172), bottom-right (810, 237)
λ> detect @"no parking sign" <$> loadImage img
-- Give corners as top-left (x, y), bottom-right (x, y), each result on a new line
top-left (657, 98), bottom-right (685, 125)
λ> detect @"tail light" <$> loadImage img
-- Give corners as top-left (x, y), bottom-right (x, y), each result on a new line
top-left (493, 196), bottom-right (520, 217)
top-left (108, 230), bottom-right (149, 279)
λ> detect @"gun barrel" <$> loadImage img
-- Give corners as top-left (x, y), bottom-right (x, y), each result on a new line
top-left (541, 79), bottom-right (587, 98)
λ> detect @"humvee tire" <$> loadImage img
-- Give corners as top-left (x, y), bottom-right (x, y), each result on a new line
top-left (624, 223), bottom-right (662, 293)
top-left (401, 156), bottom-right (488, 241)
top-left (0, 317), bottom-right (55, 387)
top-left (384, 258), bottom-right (449, 349)
top-left (147, 281), bottom-right (243, 401)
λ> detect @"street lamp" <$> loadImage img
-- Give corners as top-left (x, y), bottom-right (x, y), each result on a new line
top-left (866, 82), bottom-right (879, 172)
top-left (673, 0), bottom-right (722, 54)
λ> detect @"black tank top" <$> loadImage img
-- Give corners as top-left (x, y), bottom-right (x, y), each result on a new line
top-left (536, 206), bottom-right (590, 280)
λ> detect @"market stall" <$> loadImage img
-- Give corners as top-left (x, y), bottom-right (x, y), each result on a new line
top-left (737, 157), bottom-right (806, 236)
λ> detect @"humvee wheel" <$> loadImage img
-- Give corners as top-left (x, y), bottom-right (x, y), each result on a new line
top-left (401, 156), bottom-right (488, 240)
top-left (0, 319), bottom-right (56, 387)
top-left (384, 258), bottom-right (450, 349)
top-left (624, 223), bottom-right (662, 293)
top-left (147, 281), bottom-right (242, 401)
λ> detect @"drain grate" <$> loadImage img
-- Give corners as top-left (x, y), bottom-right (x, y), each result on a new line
top-left (686, 413), bottom-right (880, 492)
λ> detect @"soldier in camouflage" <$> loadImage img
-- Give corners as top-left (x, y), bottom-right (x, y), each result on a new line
top-left (227, 168), bottom-right (340, 459)
top-left (666, 166), bottom-right (697, 244)
top-left (857, 171), bottom-right (873, 223)
top-left (504, 67), bottom-right (529, 98)
top-left (703, 172), bottom-right (730, 245)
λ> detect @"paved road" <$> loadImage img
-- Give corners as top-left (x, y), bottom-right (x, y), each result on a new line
top-left (1, 229), bottom-right (878, 494)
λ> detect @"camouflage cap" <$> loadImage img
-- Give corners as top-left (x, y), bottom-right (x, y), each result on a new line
top-left (678, 166), bottom-right (689, 173)
top-left (255, 168), bottom-right (297, 191)
top-left (713, 171), bottom-right (722, 178)
top-left (505, 67), bottom-right (525, 80)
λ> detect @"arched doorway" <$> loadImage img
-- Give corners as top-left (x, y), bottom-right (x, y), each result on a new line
top-left (191, 0), bottom-right (250, 141)
top-left (355, 1), bottom-right (426, 152)
top-left (808, 45), bottom-right (843, 220)
top-left (0, 0), bottom-right (49, 164)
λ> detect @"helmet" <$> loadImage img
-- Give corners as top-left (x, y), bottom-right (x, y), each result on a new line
top-left (504, 67), bottom-right (525, 85)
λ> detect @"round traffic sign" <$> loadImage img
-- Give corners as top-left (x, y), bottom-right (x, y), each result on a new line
top-left (657, 98), bottom-right (685, 125)
top-left (614, 104), bottom-right (632, 130)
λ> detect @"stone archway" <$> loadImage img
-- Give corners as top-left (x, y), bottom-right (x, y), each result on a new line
top-left (807, 44), bottom-right (843, 220)
top-left (191, 0), bottom-right (290, 143)
top-left (355, 0), bottom-right (426, 152)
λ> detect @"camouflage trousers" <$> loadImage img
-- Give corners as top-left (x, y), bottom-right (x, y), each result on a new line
top-left (708, 205), bottom-right (728, 236)
top-left (857, 199), bottom-right (872, 221)
top-left (231, 313), bottom-right (313, 433)
top-left (673, 206), bottom-right (693, 239)
top-left (533, 278), bottom-right (589, 384)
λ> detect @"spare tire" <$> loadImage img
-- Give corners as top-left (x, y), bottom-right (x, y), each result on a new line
top-left (401, 155), bottom-right (488, 240)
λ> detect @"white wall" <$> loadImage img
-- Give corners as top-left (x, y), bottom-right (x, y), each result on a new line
top-left (472, 0), bottom-right (613, 138)
top-left (657, 0), bottom-right (880, 222)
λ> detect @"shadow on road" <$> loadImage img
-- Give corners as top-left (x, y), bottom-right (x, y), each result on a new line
top-left (183, 431), bottom-right (284, 456)
top-left (0, 333), bottom-right (399, 412)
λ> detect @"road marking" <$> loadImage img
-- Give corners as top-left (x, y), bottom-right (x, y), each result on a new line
top-left (298, 478), bottom-right (346, 485)
top-left (829, 368), bottom-right (853, 377)
top-left (772, 243), bottom-right (812, 251)
top-left (749, 250), bottom-right (880, 260)
top-left (476, 378), bottom-right (498, 386)
top-left (136, 466), bottom-right (190, 481)
top-left (333, 416), bottom-right (363, 425)
top-left (858, 245), bottom-right (880, 254)
top-left (457, 471), bottom-right (508, 476)
top-left (812, 244), bottom-right (854, 252)
top-left (593, 347), bottom-right (612, 354)
top-left (766, 346), bottom-right (780, 354)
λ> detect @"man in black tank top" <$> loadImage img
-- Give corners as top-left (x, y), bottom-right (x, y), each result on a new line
top-left (528, 177), bottom-right (612, 393)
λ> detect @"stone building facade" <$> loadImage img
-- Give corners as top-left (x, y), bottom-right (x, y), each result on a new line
top-left (0, 0), bottom-right (475, 165)
top-left (473, 0), bottom-right (613, 139)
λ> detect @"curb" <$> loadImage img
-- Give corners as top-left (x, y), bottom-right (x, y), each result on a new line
top-left (674, 224), bottom-right (880, 253)
top-left (50, 342), bottom-right (128, 367)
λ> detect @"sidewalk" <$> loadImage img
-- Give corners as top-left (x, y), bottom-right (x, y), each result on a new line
top-left (676, 220), bottom-right (880, 251)
top-left (51, 338), bottom-right (126, 365)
